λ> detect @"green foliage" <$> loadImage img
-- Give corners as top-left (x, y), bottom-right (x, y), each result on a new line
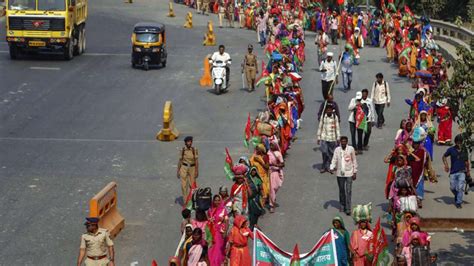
top-left (436, 47), bottom-right (474, 150)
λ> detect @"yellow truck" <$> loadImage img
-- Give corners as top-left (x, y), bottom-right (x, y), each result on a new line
top-left (5, 0), bottom-right (87, 60)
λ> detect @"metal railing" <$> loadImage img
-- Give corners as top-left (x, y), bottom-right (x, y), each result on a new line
top-left (428, 18), bottom-right (473, 51)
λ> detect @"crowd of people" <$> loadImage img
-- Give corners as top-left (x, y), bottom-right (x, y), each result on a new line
top-left (173, 1), bottom-right (307, 266)
top-left (164, 1), bottom-right (471, 266)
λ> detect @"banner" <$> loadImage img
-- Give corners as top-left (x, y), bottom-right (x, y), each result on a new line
top-left (253, 229), bottom-right (339, 266)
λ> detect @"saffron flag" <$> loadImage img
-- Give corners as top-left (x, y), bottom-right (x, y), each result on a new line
top-left (224, 148), bottom-right (234, 180)
top-left (183, 181), bottom-right (197, 210)
top-left (244, 113), bottom-right (251, 148)
top-left (253, 228), bottom-right (338, 265)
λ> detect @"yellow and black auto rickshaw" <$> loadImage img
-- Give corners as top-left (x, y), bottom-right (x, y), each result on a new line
top-left (131, 22), bottom-right (167, 70)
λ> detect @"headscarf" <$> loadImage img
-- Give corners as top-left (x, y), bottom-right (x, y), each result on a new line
top-left (239, 156), bottom-right (250, 167)
top-left (332, 216), bottom-right (351, 247)
top-left (409, 216), bottom-right (421, 227)
top-left (247, 166), bottom-right (263, 188)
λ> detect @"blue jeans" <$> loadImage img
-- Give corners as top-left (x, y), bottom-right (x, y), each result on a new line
top-left (450, 172), bottom-right (466, 205)
top-left (259, 31), bottom-right (266, 46)
top-left (342, 71), bottom-right (352, 90)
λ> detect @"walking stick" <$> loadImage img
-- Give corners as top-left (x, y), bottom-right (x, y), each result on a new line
top-left (319, 43), bottom-right (344, 126)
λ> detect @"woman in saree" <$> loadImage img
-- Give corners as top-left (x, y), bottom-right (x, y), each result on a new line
top-left (247, 167), bottom-right (265, 230)
top-left (179, 224), bottom-right (194, 265)
top-left (267, 140), bottom-right (284, 213)
top-left (395, 120), bottom-right (414, 146)
top-left (401, 216), bottom-right (431, 247)
top-left (250, 144), bottom-right (270, 206)
top-left (230, 164), bottom-right (250, 216)
top-left (207, 195), bottom-right (228, 266)
top-left (330, 216), bottom-right (351, 266)
top-left (385, 26), bottom-right (396, 63)
top-left (436, 98), bottom-right (452, 145)
top-left (350, 219), bottom-right (373, 266)
top-left (184, 228), bottom-right (209, 266)
top-left (227, 215), bottom-right (253, 266)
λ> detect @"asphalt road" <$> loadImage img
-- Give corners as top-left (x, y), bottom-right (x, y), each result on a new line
top-left (0, 1), bottom-right (469, 265)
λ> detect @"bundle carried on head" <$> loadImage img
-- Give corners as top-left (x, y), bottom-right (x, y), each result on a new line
top-left (352, 202), bottom-right (372, 223)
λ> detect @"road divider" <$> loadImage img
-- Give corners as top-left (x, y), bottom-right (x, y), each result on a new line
top-left (184, 12), bottom-right (192, 28)
top-left (167, 0), bottom-right (175, 17)
top-left (203, 21), bottom-right (216, 46)
top-left (157, 101), bottom-right (179, 141)
top-left (89, 181), bottom-right (125, 238)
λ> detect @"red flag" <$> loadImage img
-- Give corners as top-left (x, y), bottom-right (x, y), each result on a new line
top-left (404, 5), bottom-right (414, 17)
top-left (224, 148), bottom-right (234, 180)
top-left (256, 60), bottom-right (269, 85)
top-left (337, 0), bottom-right (344, 5)
top-left (183, 181), bottom-right (198, 210)
top-left (244, 113), bottom-right (251, 147)
top-left (371, 217), bottom-right (381, 252)
top-left (289, 244), bottom-right (300, 266)
top-left (225, 148), bottom-right (233, 165)
top-left (151, 259), bottom-right (158, 266)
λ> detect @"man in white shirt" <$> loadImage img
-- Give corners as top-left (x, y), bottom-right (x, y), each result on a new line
top-left (319, 52), bottom-right (337, 100)
top-left (209, 44), bottom-right (232, 85)
top-left (370, 73), bottom-right (391, 129)
top-left (348, 91), bottom-right (364, 154)
top-left (330, 136), bottom-right (358, 215)
top-left (361, 89), bottom-right (375, 150)
top-left (315, 28), bottom-right (330, 66)
top-left (329, 12), bottom-right (339, 44)
top-left (317, 104), bottom-right (340, 173)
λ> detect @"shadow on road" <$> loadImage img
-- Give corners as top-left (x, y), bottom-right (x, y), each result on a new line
top-left (323, 200), bottom-right (340, 211)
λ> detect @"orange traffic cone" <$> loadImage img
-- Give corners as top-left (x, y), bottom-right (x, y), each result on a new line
top-left (200, 56), bottom-right (212, 87)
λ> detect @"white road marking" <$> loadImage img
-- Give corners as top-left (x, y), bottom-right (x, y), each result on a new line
top-left (29, 66), bottom-right (61, 71)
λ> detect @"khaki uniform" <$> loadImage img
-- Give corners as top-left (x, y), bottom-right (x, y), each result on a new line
top-left (244, 53), bottom-right (257, 89)
top-left (80, 228), bottom-right (113, 266)
top-left (201, 0), bottom-right (210, 14)
top-left (218, 1), bottom-right (225, 27)
top-left (196, 0), bottom-right (202, 12)
top-left (226, 1), bottom-right (234, 27)
top-left (179, 147), bottom-right (198, 198)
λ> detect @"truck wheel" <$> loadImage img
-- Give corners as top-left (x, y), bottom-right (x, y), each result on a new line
top-left (64, 40), bottom-right (74, 60)
top-left (9, 45), bottom-right (18, 60)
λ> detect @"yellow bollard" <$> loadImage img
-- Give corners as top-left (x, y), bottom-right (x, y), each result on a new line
top-left (89, 182), bottom-right (125, 239)
top-left (157, 101), bottom-right (180, 141)
top-left (184, 12), bottom-right (193, 28)
top-left (203, 21), bottom-right (216, 46)
top-left (167, 1), bottom-right (175, 17)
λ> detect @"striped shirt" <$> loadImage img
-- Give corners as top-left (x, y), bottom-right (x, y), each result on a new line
top-left (317, 114), bottom-right (340, 142)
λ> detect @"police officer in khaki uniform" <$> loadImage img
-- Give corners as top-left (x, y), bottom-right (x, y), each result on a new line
top-left (77, 217), bottom-right (114, 266)
top-left (177, 136), bottom-right (199, 199)
top-left (242, 44), bottom-right (258, 92)
top-left (201, 0), bottom-right (210, 15)
top-left (225, 0), bottom-right (234, 28)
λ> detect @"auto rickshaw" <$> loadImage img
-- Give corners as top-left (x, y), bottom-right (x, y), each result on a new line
top-left (131, 22), bottom-right (167, 70)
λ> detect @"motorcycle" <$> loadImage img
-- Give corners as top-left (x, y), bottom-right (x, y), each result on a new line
top-left (211, 60), bottom-right (230, 95)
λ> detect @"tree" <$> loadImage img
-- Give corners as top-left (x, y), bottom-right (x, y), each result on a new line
top-left (436, 47), bottom-right (474, 150)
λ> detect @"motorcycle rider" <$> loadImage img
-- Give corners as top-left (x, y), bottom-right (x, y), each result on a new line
top-left (209, 44), bottom-right (232, 86)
